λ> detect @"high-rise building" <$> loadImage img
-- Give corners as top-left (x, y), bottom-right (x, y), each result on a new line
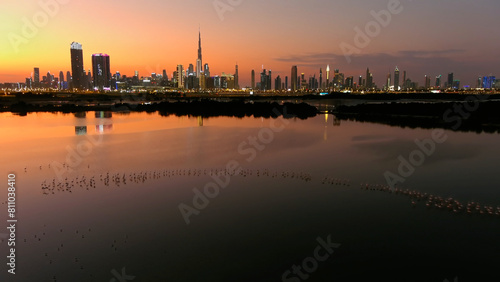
top-left (188, 64), bottom-right (194, 76)
top-left (177, 65), bottom-right (184, 88)
top-left (326, 65), bottom-right (330, 89)
top-left (285, 76), bottom-right (288, 90)
top-left (476, 77), bottom-right (482, 89)
top-left (291, 66), bottom-right (298, 92)
top-left (92, 53), bottom-right (111, 90)
top-left (204, 63), bottom-right (210, 77)
top-left (70, 42), bottom-right (85, 90)
top-left (447, 73), bottom-right (454, 88)
top-left (425, 75), bottom-right (431, 89)
top-left (436, 75), bottom-right (442, 88)
top-left (196, 59), bottom-right (202, 78)
top-left (268, 70), bottom-right (272, 90)
top-left (345, 76), bottom-right (354, 89)
top-left (275, 75), bottom-right (282, 91)
top-left (34, 67), bottom-right (40, 87)
top-left (386, 73), bottom-right (391, 90)
top-left (319, 68), bottom-right (323, 89)
top-left (59, 71), bottom-right (64, 90)
top-left (251, 70), bottom-right (255, 89)
top-left (234, 64), bottom-right (239, 90)
top-left (365, 68), bottom-right (373, 89)
top-left (403, 71), bottom-right (407, 90)
top-left (198, 28), bottom-right (202, 66)
top-left (483, 76), bottom-right (496, 89)
top-left (394, 66), bottom-right (400, 91)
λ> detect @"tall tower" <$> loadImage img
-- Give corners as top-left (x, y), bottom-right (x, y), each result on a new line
top-left (319, 68), bottom-right (323, 89)
top-left (196, 28), bottom-right (203, 79)
top-left (70, 42), bottom-right (85, 90)
top-left (394, 66), bottom-right (400, 91)
top-left (234, 64), bottom-right (239, 90)
top-left (198, 28), bottom-right (202, 65)
top-left (251, 70), bottom-right (255, 89)
top-left (291, 66), bottom-right (298, 92)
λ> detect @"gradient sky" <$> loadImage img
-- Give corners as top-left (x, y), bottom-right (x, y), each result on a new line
top-left (1, 0), bottom-right (499, 87)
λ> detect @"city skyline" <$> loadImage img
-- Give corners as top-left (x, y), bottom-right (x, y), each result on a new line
top-left (1, 0), bottom-right (499, 87)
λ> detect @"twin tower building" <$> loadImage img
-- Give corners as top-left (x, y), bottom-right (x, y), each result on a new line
top-left (70, 42), bottom-right (110, 91)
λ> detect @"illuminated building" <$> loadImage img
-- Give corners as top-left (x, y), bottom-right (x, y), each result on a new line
top-left (70, 42), bottom-right (85, 90)
top-left (92, 53), bottom-right (111, 90)
top-left (394, 66), bottom-right (400, 91)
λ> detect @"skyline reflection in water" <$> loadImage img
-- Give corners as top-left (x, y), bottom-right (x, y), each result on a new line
top-left (0, 111), bottom-right (498, 281)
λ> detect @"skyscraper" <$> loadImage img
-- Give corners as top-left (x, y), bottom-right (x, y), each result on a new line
top-left (59, 71), bottom-right (64, 90)
top-left (268, 70), bottom-right (272, 90)
top-left (275, 75), bottom-right (282, 91)
top-left (198, 28), bottom-right (202, 65)
top-left (365, 68), bottom-right (373, 89)
top-left (196, 28), bottom-right (203, 78)
top-left (204, 63), bottom-right (210, 77)
top-left (447, 73), bottom-right (454, 88)
top-left (425, 75), bottom-right (431, 89)
top-left (403, 71), bottom-right (407, 90)
top-left (386, 73), bottom-right (391, 90)
top-left (70, 42), bottom-right (85, 90)
top-left (92, 53), bottom-right (111, 90)
top-left (319, 68), bottom-right (323, 89)
top-left (251, 70), bottom-right (255, 89)
top-left (234, 64), bottom-right (239, 90)
top-left (177, 65), bottom-right (184, 88)
top-left (291, 66), bottom-right (298, 92)
top-left (394, 66), bottom-right (400, 91)
top-left (326, 65), bottom-right (330, 89)
top-left (436, 75), bottom-right (442, 88)
top-left (66, 71), bottom-right (71, 85)
top-left (34, 67), bottom-right (40, 88)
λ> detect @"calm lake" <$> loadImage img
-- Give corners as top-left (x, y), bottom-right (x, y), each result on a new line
top-left (0, 110), bottom-right (499, 282)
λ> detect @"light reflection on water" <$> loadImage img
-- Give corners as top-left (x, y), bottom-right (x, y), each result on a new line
top-left (0, 111), bottom-right (499, 281)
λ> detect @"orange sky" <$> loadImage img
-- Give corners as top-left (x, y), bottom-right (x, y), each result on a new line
top-left (1, 0), bottom-right (499, 87)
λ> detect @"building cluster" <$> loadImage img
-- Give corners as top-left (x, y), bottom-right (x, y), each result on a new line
top-left (2, 31), bottom-right (498, 93)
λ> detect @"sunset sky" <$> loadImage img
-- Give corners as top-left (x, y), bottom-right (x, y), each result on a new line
top-left (1, 0), bottom-right (499, 87)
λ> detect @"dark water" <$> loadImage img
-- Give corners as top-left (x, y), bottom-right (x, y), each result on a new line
top-left (0, 112), bottom-right (499, 281)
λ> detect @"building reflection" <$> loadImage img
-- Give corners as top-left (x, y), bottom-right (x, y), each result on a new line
top-left (198, 116), bottom-right (203, 127)
top-left (95, 111), bottom-right (112, 119)
top-left (95, 111), bottom-right (113, 133)
top-left (75, 126), bottom-right (87, 135)
top-left (96, 124), bottom-right (113, 133)
top-left (74, 112), bottom-right (86, 118)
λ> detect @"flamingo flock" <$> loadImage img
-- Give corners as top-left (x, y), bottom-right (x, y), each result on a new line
top-left (320, 179), bottom-right (500, 217)
top-left (40, 168), bottom-right (313, 195)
